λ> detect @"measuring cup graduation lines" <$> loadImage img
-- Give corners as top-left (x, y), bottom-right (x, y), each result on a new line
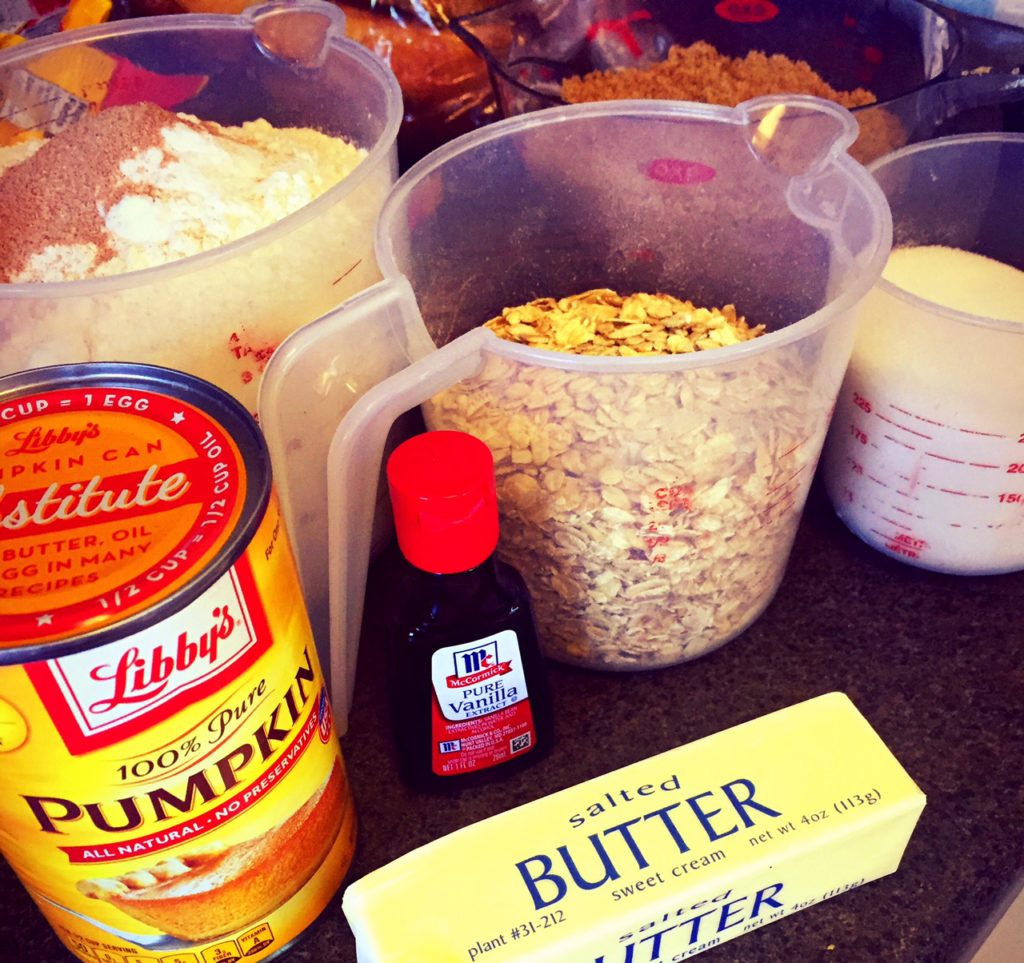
top-left (923, 452), bottom-right (1002, 471)
top-left (876, 510), bottom-right (914, 530)
top-left (959, 427), bottom-right (1007, 439)
top-left (874, 410), bottom-right (933, 439)
top-left (766, 465), bottom-right (807, 496)
top-left (889, 404), bottom-right (946, 428)
top-left (881, 433), bottom-right (918, 452)
top-left (892, 478), bottom-right (922, 500)
top-left (935, 487), bottom-right (990, 499)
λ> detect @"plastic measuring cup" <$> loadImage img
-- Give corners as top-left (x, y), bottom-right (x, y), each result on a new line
top-left (0, 0), bottom-right (402, 413)
top-left (451, 0), bottom-right (1024, 164)
top-left (821, 134), bottom-right (1024, 575)
top-left (259, 97), bottom-right (892, 728)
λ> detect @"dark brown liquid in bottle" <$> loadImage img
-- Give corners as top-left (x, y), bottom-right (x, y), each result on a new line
top-left (387, 554), bottom-right (554, 792)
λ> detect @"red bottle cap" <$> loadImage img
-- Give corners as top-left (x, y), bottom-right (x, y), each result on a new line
top-left (386, 430), bottom-right (500, 574)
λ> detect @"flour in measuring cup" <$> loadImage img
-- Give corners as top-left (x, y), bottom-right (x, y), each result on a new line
top-left (0, 102), bottom-right (387, 412)
top-left (824, 244), bottom-right (1024, 574)
top-left (881, 245), bottom-right (1024, 323)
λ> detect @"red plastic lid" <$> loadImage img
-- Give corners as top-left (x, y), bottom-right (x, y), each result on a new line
top-left (386, 431), bottom-right (499, 574)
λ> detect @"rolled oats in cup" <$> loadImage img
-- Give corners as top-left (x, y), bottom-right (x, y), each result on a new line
top-left (423, 289), bottom-right (822, 669)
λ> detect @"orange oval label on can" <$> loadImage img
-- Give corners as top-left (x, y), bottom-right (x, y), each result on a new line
top-left (0, 385), bottom-right (245, 647)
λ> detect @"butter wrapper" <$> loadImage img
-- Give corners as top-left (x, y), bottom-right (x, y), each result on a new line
top-left (343, 692), bottom-right (926, 962)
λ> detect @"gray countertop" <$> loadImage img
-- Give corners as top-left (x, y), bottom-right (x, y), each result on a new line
top-left (3, 478), bottom-right (1022, 962)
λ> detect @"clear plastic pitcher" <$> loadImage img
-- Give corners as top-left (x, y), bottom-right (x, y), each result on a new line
top-left (259, 97), bottom-right (892, 727)
top-left (0, 0), bottom-right (402, 413)
top-left (822, 134), bottom-right (1024, 574)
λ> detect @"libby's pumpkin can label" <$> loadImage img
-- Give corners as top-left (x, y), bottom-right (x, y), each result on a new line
top-left (0, 363), bottom-right (355, 962)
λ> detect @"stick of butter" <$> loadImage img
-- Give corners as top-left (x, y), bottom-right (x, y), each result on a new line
top-left (343, 692), bottom-right (926, 962)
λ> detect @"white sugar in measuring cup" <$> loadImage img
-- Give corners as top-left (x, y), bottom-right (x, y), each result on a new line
top-left (260, 97), bottom-right (892, 729)
top-left (822, 134), bottom-right (1024, 575)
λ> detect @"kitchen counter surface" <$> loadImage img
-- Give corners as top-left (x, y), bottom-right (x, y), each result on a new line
top-left (3, 478), bottom-right (1022, 962)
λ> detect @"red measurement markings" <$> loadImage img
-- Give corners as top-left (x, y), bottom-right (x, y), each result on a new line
top-left (780, 436), bottom-right (810, 459)
top-left (759, 498), bottom-right (797, 524)
top-left (652, 485), bottom-right (694, 512)
top-left (883, 433), bottom-right (917, 451)
top-left (959, 426), bottom-right (1006, 438)
top-left (968, 461), bottom-right (1000, 469)
top-left (866, 474), bottom-right (890, 489)
top-left (635, 485), bottom-right (693, 565)
top-left (892, 532), bottom-right (927, 550)
top-left (643, 523), bottom-right (671, 555)
top-left (889, 403), bottom-right (946, 428)
top-left (332, 259), bottom-right (363, 286)
top-left (921, 485), bottom-right (983, 499)
top-left (887, 545), bottom-right (920, 558)
top-left (849, 424), bottom-right (868, 445)
top-left (766, 466), bottom-right (806, 495)
top-left (926, 451), bottom-right (966, 464)
top-left (883, 531), bottom-right (924, 558)
top-left (887, 402), bottom-right (1008, 439)
top-left (874, 410), bottom-right (933, 440)
top-left (879, 515), bottom-right (913, 531)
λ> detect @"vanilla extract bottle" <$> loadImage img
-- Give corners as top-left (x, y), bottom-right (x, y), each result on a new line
top-left (385, 430), bottom-right (554, 792)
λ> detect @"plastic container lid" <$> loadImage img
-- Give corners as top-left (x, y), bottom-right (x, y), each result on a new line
top-left (386, 431), bottom-right (499, 574)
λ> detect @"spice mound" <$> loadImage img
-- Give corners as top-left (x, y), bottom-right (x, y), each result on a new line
top-left (561, 41), bottom-right (876, 110)
top-left (0, 102), bottom-right (367, 283)
top-left (484, 288), bottom-right (765, 357)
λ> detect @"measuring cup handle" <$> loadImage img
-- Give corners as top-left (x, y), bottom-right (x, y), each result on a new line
top-left (925, 72), bottom-right (1024, 123)
top-left (326, 327), bottom-right (494, 730)
top-left (258, 277), bottom-right (426, 705)
top-left (944, 4), bottom-right (1024, 74)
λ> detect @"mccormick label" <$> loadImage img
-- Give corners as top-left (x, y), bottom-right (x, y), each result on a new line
top-left (0, 365), bottom-right (354, 963)
top-left (429, 629), bottom-right (537, 776)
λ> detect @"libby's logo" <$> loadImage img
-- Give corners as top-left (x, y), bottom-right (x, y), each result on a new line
top-left (6, 423), bottom-right (100, 456)
top-left (88, 605), bottom-right (235, 713)
top-left (25, 565), bottom-right (272, 754)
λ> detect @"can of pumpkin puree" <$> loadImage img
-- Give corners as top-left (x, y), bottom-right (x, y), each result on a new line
top-left (0, 363), bottom-right (355, 963)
